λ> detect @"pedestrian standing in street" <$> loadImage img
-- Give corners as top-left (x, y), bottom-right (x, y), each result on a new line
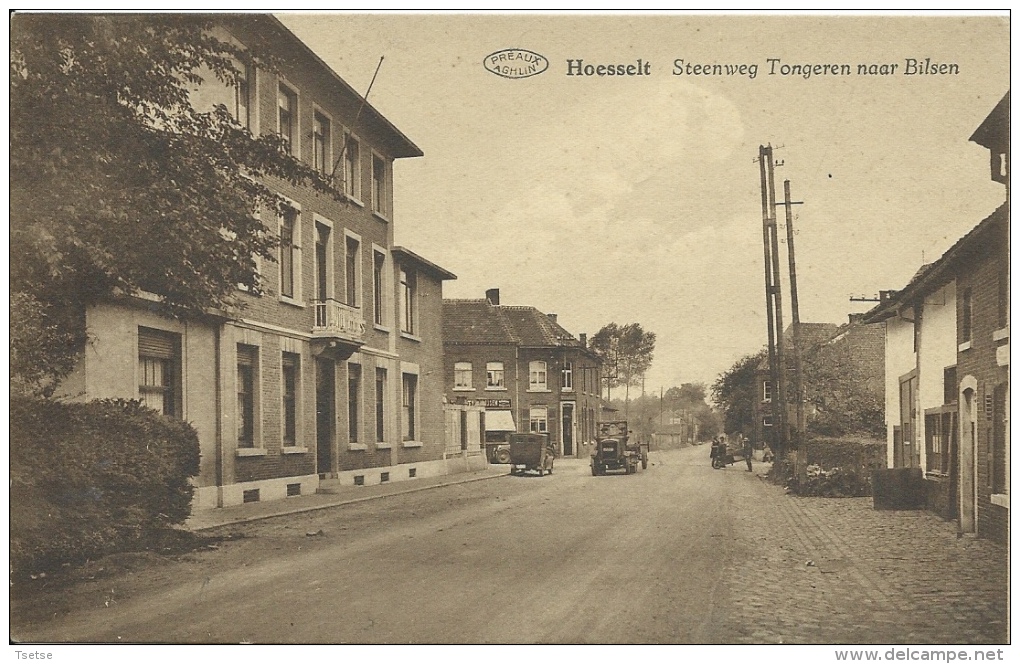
top-left (741, 434), bottom-right (753, 472)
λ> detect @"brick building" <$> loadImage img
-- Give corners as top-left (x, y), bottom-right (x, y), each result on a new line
top-left (443, 289), bottom-right (603, 459)
top-left (56, 16), bottom-right (457, 510)
top-left (752, 320), bottom-right (884, 447)
top-left (864, 91), bottom-right (1008, 542)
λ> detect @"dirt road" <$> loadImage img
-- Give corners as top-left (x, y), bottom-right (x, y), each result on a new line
top-left (14, 446), bottom-right (754, 644)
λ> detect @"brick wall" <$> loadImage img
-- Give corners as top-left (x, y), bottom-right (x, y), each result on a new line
top-left (956, 228), bottom-right (1009, 544)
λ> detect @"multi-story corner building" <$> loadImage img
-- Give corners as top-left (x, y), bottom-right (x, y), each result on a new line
top-left (57, 16), bottom-right (458, 510)
top-left (864, 91), bottom-right (1008, 542)
top-left (443, 289), bottom-right (603, 459)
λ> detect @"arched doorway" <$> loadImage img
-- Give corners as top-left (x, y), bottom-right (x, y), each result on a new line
top-left (959, 377), bottom-right (977, 534)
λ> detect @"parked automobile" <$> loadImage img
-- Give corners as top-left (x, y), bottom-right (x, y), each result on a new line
top-left (508, 432), bottom-right (555, 476)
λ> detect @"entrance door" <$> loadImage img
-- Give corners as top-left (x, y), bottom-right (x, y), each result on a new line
top-left (899, 374), bottom-right (918, 468)
top-left (316, 358), bottom-right (335, 476)
top-left (960, 386), bottom-right (976, 533)
top-left (562, 403), bottom-right (575, 457)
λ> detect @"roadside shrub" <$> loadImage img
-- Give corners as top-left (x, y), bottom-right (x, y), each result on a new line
top-left (10, 396), bottom-right (200, 577)
top-left (786, 464), bottom-right (872, 497)
top-left (767, 436), bottom-right (885, 497)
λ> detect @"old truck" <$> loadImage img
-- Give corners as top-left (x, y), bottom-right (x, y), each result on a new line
top-left (590, 420), bottom-right (648, 476)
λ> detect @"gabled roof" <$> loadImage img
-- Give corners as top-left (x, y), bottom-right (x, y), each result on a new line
top-left (391, 246), bottom-right (456, 281)
top-left (246, 15), bottom-right (424, 159)
top-left (863, 203), bottom-right (1008, 323)
top-left (443, 299), bottom-right (519, 345)
top-left (970, 90), bottom-right (1009, 150)
top-left (499, 306), bottom-right (580, 347)
top-left (442, 299), bottom-right (590, 352)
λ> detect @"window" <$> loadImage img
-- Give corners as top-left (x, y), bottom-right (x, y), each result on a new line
top-left (237, 345), bottom-right (258, 447)
top-left (312, 111), bottom-right (330, 175)
top-left (561, 362), bottom-right (573, 391)
top-left (373, 250), bottom-right (386, 326)
top-left (315, 221), bottom-right (331, 303)
top-left (376, 368), bottom-right (386, 443)
top-left (280, 207), bottom-right (298, 299)
top-left (345, 235), bottom-right (360, 307)
top-left (763, 380), bottom-right (773, 403)
top-left (400, 268), bottom-right (416, 334)
top-left (454, 362), bottom-right (473, 390)
top-left (343, 134), bottom-right (361, 201)
top-left (529, 361), bottom-right (548, 391)
top-left (943, 366), bottom-right (957, 406)
top-left (961, 287), bottom-right (972, 342)
top-left (402, 374), bottom-right (417, 441)
top-left (529, 406), bottom-right (548, 434)
top-left (372, 153), bottom-right (388, 217)
top-left (278, 83), bottom-right (297, 154)
top-left (138, 328), bottom-right (181, 418)
top-left (282, 353), bottom-right (299, 446)
top-left (486, 362), bottom-right (505, 389)
top-left (234, 62), bottom-right (252, 130)
top-left (348, 364), bottom-right (361, 444)
top-left (991, 383), bottom-right (1007, 494)
top-left (924, 408), bottom-right (955, 475)
top-left (189, 57), bottom-right (253, 131)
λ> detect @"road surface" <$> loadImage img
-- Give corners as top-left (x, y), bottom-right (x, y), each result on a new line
top-left (15, 446), bottom-right (757, 644)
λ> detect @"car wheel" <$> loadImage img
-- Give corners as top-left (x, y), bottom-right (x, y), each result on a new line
top-left (495, 449), bottom-right (511, 465)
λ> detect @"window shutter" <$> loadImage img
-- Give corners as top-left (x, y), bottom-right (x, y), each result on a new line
top-left (138, 328), bottom-right (177, 359)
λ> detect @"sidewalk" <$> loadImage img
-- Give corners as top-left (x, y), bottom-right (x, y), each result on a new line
top-left (718, 469), bottom-right (1009, 644)
top-left (186, 465), bottom-right (508, 531)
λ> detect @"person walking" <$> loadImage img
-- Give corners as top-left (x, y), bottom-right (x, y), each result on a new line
top-left (741, 433), bottom-right (753, 472)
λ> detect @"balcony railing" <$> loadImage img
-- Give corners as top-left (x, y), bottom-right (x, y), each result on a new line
top-left (313, 299), bottom-right (366, 343)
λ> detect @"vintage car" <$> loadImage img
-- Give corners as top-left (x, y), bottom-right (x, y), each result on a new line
top-left (508, 432), bottom-right (555, 476)
top-left (591, 420), bottom-right (648, 476)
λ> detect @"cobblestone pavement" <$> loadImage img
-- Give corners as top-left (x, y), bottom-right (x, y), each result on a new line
top-left (718, 467), bottom-right (1009, 644)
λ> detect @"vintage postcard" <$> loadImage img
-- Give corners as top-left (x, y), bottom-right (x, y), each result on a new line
top-left (9, 11), bottom-right (1010, 656)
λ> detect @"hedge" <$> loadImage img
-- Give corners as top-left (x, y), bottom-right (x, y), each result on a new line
top-left (11, 396), bottom-right (200, 576)
top-left (772, 436), bottom-right (886, 497)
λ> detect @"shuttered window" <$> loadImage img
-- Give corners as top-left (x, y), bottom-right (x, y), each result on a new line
top-left (138, 328), bottom-right (180, 417)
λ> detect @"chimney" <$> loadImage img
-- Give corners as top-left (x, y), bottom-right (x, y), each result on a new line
top-left (848, 313), bottom-right (865, 325)
top-left (579, 333), bottom-right (587, 347)
top-left (547, 313), bottom-right (557, 324)
top-left (485, 288), bottom-right (500, 306)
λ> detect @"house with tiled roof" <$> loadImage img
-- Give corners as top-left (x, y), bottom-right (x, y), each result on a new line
top-left (443, 289), bottom-right (603, 460)
top-left (863, 91), bottom-right (1008, 543)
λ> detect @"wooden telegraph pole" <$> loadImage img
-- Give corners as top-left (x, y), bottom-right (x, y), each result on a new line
top-left (781, 179), bottom-right (807, 482)
top-left (758, 146), bottom-right (787, 456)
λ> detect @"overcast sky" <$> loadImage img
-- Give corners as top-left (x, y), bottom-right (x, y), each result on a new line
top-left (279, 12), bottom-right (1009, 392)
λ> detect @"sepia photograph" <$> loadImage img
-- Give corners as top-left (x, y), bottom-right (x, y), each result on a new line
top-left (8, 9), bottom-right (1011, 656)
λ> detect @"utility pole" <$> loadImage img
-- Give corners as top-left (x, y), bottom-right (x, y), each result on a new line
top-left (782, 179), bottom-right (807, 482)
top-left (758, 146), bottom-right (788, 456)
top-left (758, 147), bottom-right (779, 455)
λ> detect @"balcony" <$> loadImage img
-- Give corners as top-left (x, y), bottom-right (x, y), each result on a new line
top-left (311, 299), bottom-right (366, 359)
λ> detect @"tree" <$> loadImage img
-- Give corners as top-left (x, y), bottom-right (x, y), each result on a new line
top-left (711, 350), bottom-right (766, 438)
top-left (10, 15), bottom-right (337, 396)
top-left (589, 323), bottom-right (656, 413)
top-left (801, 337), bottom-right (884, 438)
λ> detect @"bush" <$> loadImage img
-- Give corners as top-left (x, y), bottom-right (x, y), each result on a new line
top-left (786, 464), bottom-right (873, 497)
top-left (767, 435), bottom-right (886, 497)
top-left (10, 396), bottom-right (200, 577)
